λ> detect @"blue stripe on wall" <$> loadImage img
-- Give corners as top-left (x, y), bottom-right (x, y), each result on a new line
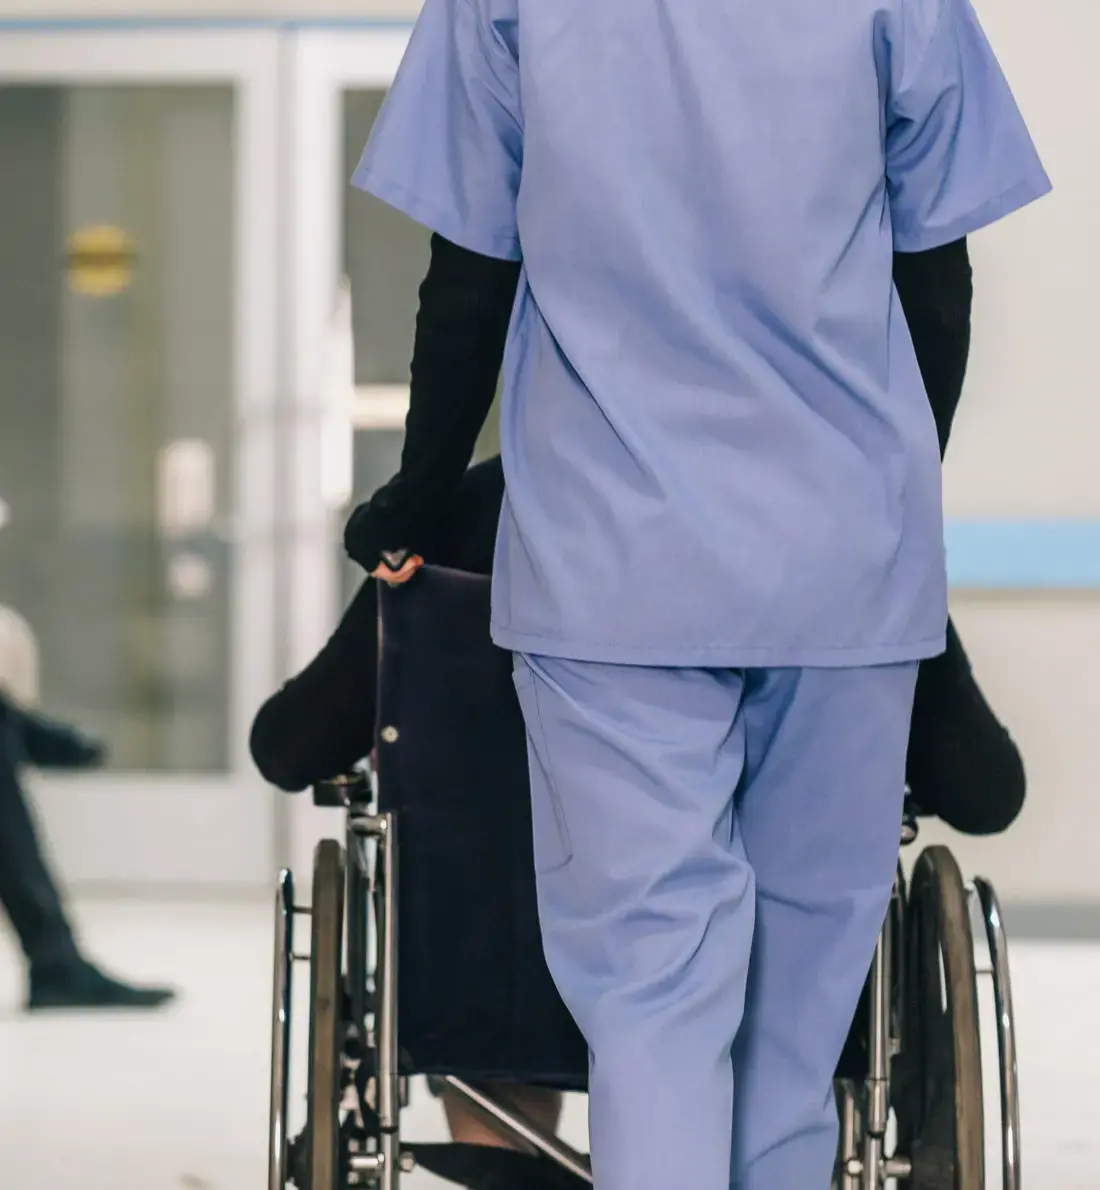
top-left (946, 520), bottom-right (1100, 590)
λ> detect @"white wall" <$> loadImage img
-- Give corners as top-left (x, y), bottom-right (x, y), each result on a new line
top-left (942, 0), bottom-right (1099, 517)
top-left (934, 0), bottom-right (1100, 911)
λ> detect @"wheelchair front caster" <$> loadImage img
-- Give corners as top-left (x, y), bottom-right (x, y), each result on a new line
top-left (268, 840), bottom-right (349, 1190)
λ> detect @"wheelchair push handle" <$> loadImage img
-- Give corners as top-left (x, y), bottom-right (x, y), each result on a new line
top-left (311, 770), bottom-right (371, 808)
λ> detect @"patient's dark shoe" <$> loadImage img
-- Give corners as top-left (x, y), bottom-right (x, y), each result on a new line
top-left (906, 618), bottom-right (1026, 836)
top-left (28, 959), bottom-right (176, 1011)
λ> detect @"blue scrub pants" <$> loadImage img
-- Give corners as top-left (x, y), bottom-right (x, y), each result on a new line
top-left (512, 657), bottom-right (918, 1190)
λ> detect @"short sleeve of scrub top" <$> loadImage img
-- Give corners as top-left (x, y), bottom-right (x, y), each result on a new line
top-left (351, 0), bottom-right (523, 263)
top-left (886, 0), bottom-right (1051, 253)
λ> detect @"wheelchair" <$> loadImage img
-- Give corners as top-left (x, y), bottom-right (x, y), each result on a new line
top-left (267, 566), bottom-right (1021, 1190)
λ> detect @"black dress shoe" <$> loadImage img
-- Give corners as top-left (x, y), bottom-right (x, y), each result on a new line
top-left (28, 960), bottom-right (176, 1011)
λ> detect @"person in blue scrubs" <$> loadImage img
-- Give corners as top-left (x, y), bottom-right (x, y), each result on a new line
top-left (347, 0), bottom-right (1049, 1185)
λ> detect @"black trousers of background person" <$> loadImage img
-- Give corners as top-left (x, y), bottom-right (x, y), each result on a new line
top-left (0, 704), bottom-right (80, 969)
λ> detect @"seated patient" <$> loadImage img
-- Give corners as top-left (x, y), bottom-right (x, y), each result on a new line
top-left (253, 455), bottom-right (1023, 837)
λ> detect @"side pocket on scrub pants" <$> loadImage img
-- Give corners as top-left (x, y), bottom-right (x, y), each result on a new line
top-left (512, 658), bottom-right (574, 874)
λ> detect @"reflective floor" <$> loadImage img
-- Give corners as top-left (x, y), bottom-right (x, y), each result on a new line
top-left (1, 899), bottom-right (1097, 1190)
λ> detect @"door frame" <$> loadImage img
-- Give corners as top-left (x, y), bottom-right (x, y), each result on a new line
top-left (0, 27), bottom-right (282, 888)
top-left (283, 27), bottom-right (411, 881)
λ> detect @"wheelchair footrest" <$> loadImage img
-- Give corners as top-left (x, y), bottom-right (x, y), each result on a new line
top-left (409, 1143), bottom-right (588, 1190)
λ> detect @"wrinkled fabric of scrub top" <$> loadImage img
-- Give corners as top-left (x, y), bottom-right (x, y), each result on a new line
top-left (353, 0), bottom-right (1050, 669)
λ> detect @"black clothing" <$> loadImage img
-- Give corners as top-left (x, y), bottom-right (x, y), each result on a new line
top-left (0, 696), bottom-right (81, 969)
top-left (344, 235), bottom-right (520, 575)
top-left (894, 239), bottom-right (974, 458)
top-left (254, 456), bottom-right (505, 793)
top-left (0, 694), bottom-right (177, 1008)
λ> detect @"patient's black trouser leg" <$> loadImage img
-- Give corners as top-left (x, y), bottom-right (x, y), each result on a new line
top-left (0, 723), bottom-right (81, 968)
top-left (249, 575), bottom-right (385, 792)
top-left (907, 619), bottom-right (1026, 834)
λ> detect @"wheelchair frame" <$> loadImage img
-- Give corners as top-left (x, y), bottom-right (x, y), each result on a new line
top-left (269, 773), bottom-right (1021, 1190)
top-left (835, 808), bottom-right (1021, 1190)
top-left (269, 774), bottom-right (407, 1190)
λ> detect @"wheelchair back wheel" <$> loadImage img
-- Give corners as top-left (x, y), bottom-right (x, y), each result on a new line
top-left (897, 845), bottom-right (984, 1190)
top-left (306, 840), bottom-right (346, 1190)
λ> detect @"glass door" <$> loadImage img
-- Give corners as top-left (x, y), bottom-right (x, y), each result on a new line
top-left (288, 25), bottom-right (510, 877)
top-left (0, 27), bottom-right (281, 887)
top-left (286, 27), bottom-right (419, 878)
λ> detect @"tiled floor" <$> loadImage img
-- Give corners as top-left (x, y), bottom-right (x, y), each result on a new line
top-left (0, 898), bottom-right (1097, 1189)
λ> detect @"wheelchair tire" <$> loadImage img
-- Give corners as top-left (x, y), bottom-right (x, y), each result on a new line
top-left (971, 878), bottom-right (1022, 1190)
top-left (306, 840), bottom-right (346, 1190)
top-left (898, 845), bottom-right (984, 1190)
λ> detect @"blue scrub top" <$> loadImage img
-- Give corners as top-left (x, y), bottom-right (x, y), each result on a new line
top-left (353, 0), bottom-right (1050, 668)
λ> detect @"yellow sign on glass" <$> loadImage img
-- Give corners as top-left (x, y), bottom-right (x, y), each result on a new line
top-left (65, 224), bottom-right (136, 296)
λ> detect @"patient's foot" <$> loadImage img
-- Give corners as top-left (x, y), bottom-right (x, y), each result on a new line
top-left (906, 618), bottom-right (1026, 835)
top-left (28, 959), bottom-right (176, 1011)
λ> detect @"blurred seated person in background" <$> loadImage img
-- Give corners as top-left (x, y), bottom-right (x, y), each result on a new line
top-left (250, 234), bottom-right (1024, 1171)
top-left (0, 685), bottom-right (176, 1011)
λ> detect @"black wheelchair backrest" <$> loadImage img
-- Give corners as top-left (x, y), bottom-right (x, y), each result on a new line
top-left (375, 565), bottom-right (588, 1087)
top-left (375, 565), bottom-right (529, 823)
